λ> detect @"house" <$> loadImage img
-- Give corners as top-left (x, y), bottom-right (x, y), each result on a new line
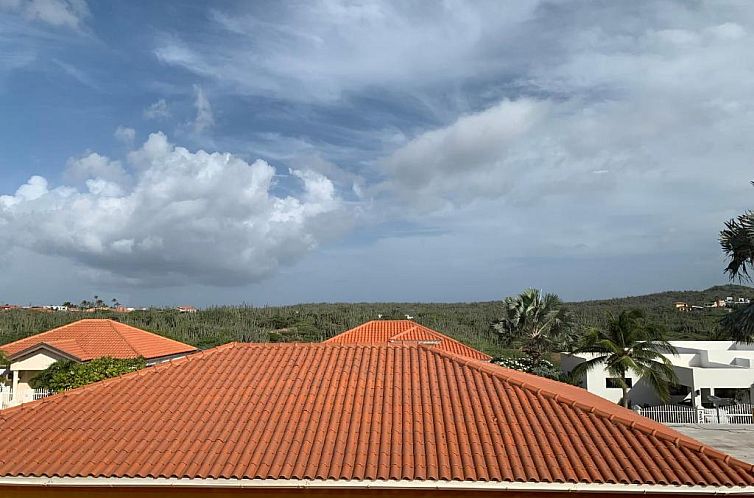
top-left (0, 342), bottom-right (752, 496)
top-left (0, 319), bottom-right (197, 408)
top-left (674, 301), bottom-right (689, 311)
top-left (177, 305), bottom-right (198, 313)
top-left (561, 340), bottom-right (754, 407)
top-left (325, 319), bottom-right (491, 361)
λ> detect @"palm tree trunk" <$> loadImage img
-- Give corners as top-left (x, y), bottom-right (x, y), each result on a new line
top-left (619, 368), bottom-right (629, 408)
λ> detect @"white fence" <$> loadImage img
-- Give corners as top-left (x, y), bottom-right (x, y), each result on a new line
top-left (0, 386), bottom-right (12, 409)
top-left (636, 403), bottom-right (754, 425)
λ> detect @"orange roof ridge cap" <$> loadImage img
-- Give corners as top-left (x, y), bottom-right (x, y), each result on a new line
top-left (105, 320), bottom-right (141, 357)
top-left (415, 344), bottom-right (754, 473)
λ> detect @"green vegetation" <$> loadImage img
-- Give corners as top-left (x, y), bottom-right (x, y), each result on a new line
top-left (493, 289), bottom-right (576, 367)
top-left (490, 356), bottom-right (561, 380)
top-left (29, 356), bottom-right (147, 392)
top-left (0, 285), bottom-right (751, 358)
top-left (571, 310), bottom-right (678, 407)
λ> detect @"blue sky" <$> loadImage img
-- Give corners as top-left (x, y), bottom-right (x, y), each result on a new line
top-left (1, 0), bottom-right (752, 306)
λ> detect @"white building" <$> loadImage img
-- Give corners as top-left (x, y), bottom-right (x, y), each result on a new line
top-left (561, 340), bottom-right (754, 407)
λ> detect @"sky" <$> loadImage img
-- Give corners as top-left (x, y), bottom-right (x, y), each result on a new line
top-left (0, 0), bottom-right (752, 307)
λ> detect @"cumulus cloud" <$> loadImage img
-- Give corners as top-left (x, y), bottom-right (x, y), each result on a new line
top-left (64, 152), bottom-right (129, 194)
top-left (114, 126), bottom-right (135, 145)
top-left (143, 99), bottom-right (170, 120)
top-left (0, 0), bottom-right (89, 29)
top-left (0, 133), bottom-right (344, 286)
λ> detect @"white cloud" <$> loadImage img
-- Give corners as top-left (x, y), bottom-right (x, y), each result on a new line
top-left (382, 99), bottom-right (549, 206)
top-left (65, 152), bottom-right (129, 187)
top-left (0, 0), bottom-right (89, 29)
top-left (0, 133), bottom-right (344, 286)
top-left (143, 99), bottom-right (170, 120)
top-left (192, 85), bottom-right (214, 133)
top-left (374, 6), bottom-right (754, 267)
top-left (114, 126), bottom-right (135, 145)
top-left (153, 1), bottom-right (538, 102)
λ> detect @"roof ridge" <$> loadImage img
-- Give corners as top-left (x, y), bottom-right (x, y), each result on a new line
top-left (104, 319), bottom-right (140, 357)
top-left (416, 344), bottom-right (754, 474)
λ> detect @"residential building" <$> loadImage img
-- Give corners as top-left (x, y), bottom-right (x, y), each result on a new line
top-left (0, 319), bottom-right (197, 408)
top-left (561, 340), bottom-right (754, 406)
top-left (0, 343), bottom-right (751, 496)
top-left (177, 305), bottom-right (198, 313)
top-left (325, 319), bottom-right (491, 360)
top-left (674, 301), bottom-right (689, 311)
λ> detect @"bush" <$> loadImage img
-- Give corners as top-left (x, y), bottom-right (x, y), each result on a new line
top-left (490, 355), bottom-right (562, 380)
top-left (29, 356), bottom-right (147, 392)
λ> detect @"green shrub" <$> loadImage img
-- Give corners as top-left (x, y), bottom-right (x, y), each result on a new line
top-left (29, 356), bottom-right (147, 392)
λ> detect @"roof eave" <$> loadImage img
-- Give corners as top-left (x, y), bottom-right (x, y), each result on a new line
top-left (0, 477), bottom-right (752, 494)
top-left (7, 343), bottom-right (83, 363)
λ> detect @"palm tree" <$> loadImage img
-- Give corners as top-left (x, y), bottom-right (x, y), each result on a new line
top-left (571, 310), bottom-right (678, 408)
top-left (720, 203), bottom-right (754, 342)
top-left (494, 289), bottom-right (577, 367)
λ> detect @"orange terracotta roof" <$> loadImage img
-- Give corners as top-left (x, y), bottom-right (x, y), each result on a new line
top-left (0, 343), bottom-right (751, 489)
top-left (325, 320), bottom-right (491, 361)
top-left (0, 319), bottom-right (197, 361)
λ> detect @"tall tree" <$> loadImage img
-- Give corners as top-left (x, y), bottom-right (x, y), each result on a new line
top-left (494, 289), bottom-right (577, 367)
top-left (720, 202), bottom-right (754, 342)
top-left (571, 310), bottom-right (678, 407)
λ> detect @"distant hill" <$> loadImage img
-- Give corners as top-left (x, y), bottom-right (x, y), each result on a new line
top-left (568, 284), bottom-right (754, 340)
top-left (0, 285), bottom-right (751, 357)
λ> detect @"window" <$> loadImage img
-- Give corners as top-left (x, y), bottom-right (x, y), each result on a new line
top-left (606, 377), bottom-right (632, 389)
top-left (669, 384), bottom-right (691, 396)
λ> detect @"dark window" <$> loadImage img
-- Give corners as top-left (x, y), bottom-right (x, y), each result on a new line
top-left (669, 384), bottom-right (691, 396)
top-left (606, 377), bottom-right (632, 388)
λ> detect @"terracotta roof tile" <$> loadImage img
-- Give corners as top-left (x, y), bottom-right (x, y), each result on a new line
top-left (1, 319), bottom-right (197, 361)
top-left (325, 320), bottom-right (491, 361)
top-left (0, 343), bottom-right (751, 488)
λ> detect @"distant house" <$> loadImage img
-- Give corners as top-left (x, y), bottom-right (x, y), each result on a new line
top-left (325, 319), bottom-right (491, 361)
top-left (176, 305), bottom-right (198, 313)
top-left (561, 340), bottom-right (754, 407)
top-left (674, 301), bottom-right (689, 311)
top-left (0, 319), bottom-right (196, 408)
top-left (0, 343), bottom-right (751, 494)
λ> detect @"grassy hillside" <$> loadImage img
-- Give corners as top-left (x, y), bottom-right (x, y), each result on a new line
top-left (0, 285), bottom-right (751, 357)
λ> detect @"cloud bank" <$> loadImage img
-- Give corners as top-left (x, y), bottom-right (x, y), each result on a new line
top-left (0, 133), bottom-right (343, 286)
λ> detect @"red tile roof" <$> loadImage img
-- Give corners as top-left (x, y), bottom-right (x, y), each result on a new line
top-left (0, 343), bottom-right (751, 489)
top-left (0, 319), bottom-right (197, 361)
top-left (325, 320), bottom-right (491, 361)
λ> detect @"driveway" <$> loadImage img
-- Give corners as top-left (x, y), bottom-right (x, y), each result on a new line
top-left (670, 424), bottom-right (754, 464)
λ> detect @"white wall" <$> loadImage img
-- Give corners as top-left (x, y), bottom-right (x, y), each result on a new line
top-left (8, 350), bottom-right (68, 405)
top-left (10, 350), bottom-right (63, 372)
